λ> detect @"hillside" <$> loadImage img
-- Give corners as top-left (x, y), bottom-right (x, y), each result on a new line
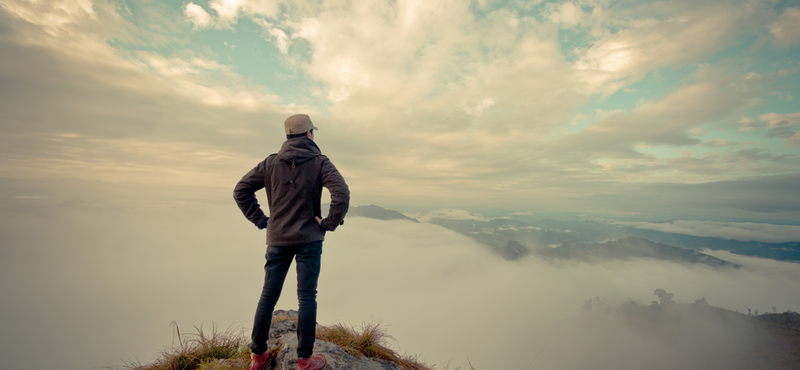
top-left (508, 216), bottom-right (800, 262)
top-left (540, 236), bottom-right (741, 268)
top-left (421, 213), bottom-right (738, 266)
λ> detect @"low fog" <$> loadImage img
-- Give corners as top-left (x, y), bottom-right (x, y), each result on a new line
top-left (1, 186), bottom-right (799, 370)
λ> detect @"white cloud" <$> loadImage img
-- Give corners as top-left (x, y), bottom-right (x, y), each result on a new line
top-left (613, 220), bottom-right (800, 243)
top-left (278, 0), bottom-right (579, 130)
top-left (209, 0), bottom-right (241, 25)
top-left (573, 3), bottom-right (762, 95)
top-left (549, 2), bottom-right (584, 27)
top-left (251, 18), bottom-right (291, 54)
top-left (760, 112), bottom-right (800, 128)
top-left (183, 2), bottom-right (211, 29)
top-left (1, 0), bottom-right (97, 27)
top-left (769, 7), bottom-right (800, 47)
top-left (137, 51), bottom-right (285, 110)
top-left (268, 27), bottom-right (289, 54)
top-left (759, 112), bottom-right (800, 146)
top-left (0, 0), bottom-right (129, 58)
top-left (545, 72), bottom-right (761, 162)
top-left (181, 0), bottom-right (283, 29)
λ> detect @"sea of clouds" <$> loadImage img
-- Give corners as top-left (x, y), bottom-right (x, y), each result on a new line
top-left (2, 189), bottom-right (799, 370)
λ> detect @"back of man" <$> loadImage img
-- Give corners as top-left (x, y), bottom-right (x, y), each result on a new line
top-left (233, 114), bottom-right (349, 370)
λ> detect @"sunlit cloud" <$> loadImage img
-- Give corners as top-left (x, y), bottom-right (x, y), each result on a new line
top-left (548, 2), bottom-right (585, 27)
top-left (183, 2), bottom-right (211, 29)
top-left (182, 0), bottom-right (284, 29)
top-left (136, 52), bottom-right (285, 110)
top-left (573, 3), bottom-right (761, 95)
top-left (0, 132), bottom-right (254, 187)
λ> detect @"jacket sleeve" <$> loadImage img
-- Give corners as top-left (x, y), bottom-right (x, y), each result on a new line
top-left (320, 157), bottom-right (349, 231)
top-left (233, 161), bottom-right (269, 226)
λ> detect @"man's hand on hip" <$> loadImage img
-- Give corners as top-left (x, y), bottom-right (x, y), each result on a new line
top-left (314, 216), bottom-right (327, 231)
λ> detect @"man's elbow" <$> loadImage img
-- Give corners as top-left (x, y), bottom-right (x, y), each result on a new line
top-left (333, 188), bottom-right (350, 204)
top-left (232, 187), bottom-right (252, 204)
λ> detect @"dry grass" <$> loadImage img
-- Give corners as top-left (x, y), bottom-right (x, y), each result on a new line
top-left (123, 319), bottom-right (453, 370)
top-left (122, 323), bottom-right (249, 370)
top-left (315, 322), bottom-right (438, 370)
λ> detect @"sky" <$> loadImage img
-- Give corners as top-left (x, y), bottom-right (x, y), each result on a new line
top-left (1, 0), bottom-right (799, 221)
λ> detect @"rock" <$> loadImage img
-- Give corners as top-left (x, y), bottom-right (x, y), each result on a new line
top-left (265, 310), bottom-right (402, 370)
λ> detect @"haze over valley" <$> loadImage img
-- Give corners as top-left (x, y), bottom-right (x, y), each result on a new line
top-left (3, 183), bottom-right (800, 369)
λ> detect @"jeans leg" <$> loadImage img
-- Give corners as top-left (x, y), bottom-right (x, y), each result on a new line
top-left (295, 241), bottom-right (322, 358)
top-left (250, 246), bottom-right (295, 354)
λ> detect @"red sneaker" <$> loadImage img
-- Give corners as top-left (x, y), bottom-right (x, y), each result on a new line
top-left (250, 351), bottom-right (270, 370)
top-left (297, 354), bottom-right (326, 370)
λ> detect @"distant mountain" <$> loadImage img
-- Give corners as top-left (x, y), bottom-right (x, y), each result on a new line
top-left (347, 205), bottom-right (419, 222)
top-left (540, 236), bottom-right (741, 268)
top-left (428, 217), bottom-right (582, 260)
top-left (509, 216), bottom-right (800, 262)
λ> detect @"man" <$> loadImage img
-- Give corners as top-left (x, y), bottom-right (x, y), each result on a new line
top-left (234, 114), bottom-right (349, 370)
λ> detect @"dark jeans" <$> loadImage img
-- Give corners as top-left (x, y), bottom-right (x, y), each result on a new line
top-left (250, 241), bottom-right (322, 358)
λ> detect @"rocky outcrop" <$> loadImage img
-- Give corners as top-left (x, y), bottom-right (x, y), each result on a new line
top-left (265, 310), bottom-right (401, 370)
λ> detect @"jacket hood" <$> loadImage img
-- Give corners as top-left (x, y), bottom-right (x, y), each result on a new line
top-left (277, 137), bottom-right (322, 166)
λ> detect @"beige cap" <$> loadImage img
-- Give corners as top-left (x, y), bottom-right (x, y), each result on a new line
top-left (284, 114), bottom-right (319, 135)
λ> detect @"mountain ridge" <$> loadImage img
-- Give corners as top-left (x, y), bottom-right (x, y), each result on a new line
top-left (348, 205), bottom-right (741, 267)
top-left (540, 236), bottom-right (741, 268)
top-left (346, 205), bottom-right (419, 223)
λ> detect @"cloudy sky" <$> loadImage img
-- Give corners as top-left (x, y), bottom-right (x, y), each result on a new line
top-left (1, 0), bottom-right (799, 220)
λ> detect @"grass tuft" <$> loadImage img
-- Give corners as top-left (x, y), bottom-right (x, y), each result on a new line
top-left (315, 322), bottom-right (438, 370)
top-left (123, 323), bottom-right (249, 370)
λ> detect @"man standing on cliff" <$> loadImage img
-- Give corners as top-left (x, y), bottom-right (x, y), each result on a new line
top-left (234, 114), bottom-right (350, 370)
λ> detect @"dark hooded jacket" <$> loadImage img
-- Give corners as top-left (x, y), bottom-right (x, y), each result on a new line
top-left (233, 137), bottom-right (349, 246)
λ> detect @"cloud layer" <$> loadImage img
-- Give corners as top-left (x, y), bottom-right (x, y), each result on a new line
top-left (2, 181), bottom-right (799, 369)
